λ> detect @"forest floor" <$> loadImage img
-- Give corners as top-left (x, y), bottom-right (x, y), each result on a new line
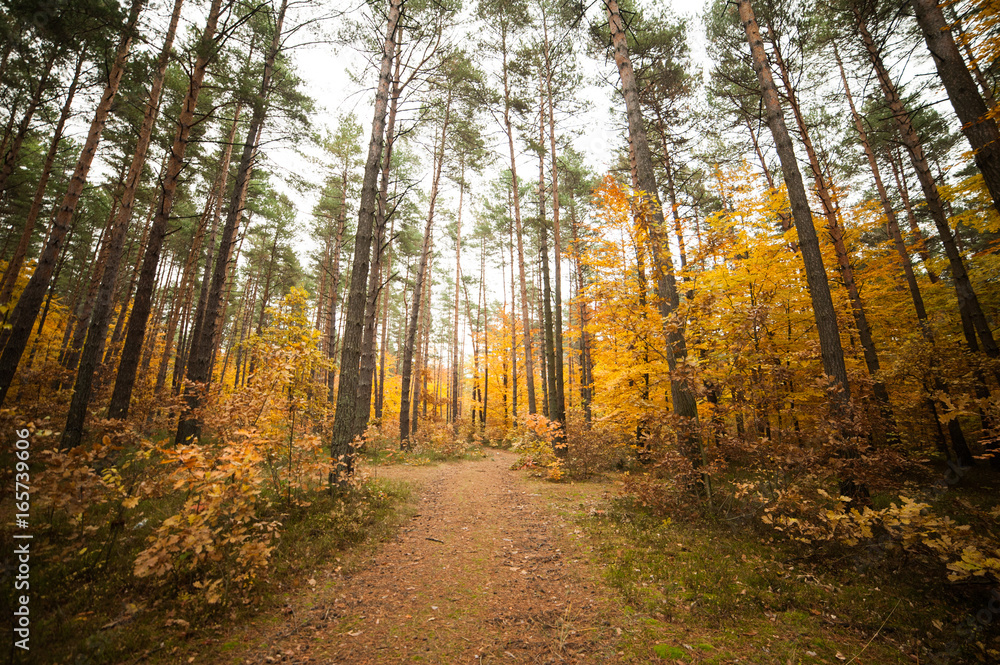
top-left (130, 448), bottom-right (996, 665)
top-left (160, 450), bottom-right (625, 664)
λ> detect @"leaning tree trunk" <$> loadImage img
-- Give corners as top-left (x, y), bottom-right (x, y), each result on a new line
top-left (608, 0), bottom-right (706, 463)
top-left (737, 0), bottom-right (851, 415)
top-left (910, 0), bottom-right (1000, 216)
top-left (108, 0), bottom-right (224, 420)
top-left (770, 31), bottom-right (893, 431)
top-left (0, 46), bottom-right (59, 200)
top-left (855, 6), bottom-right (1000, 361)
top-left (329, 0), bottom-right (402, 476)
top-left (176, 0), bottom-right (288, 444)
top-left (836, 46), bottom-right (974, 462)
top-left (156, 103), bottom-right (239, 394)
top-left (0, 54), bottom-right (83, 306)
top-left (0, 0), bottom-right (144, 408)
top-left (62, 0), bottom-right (185, 448)
top-left (835, 44), bottom-right (927, 325)
top-left (888, 149), bottom-right (937, 283)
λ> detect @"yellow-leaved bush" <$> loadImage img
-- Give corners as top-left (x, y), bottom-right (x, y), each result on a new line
top-left (130, 287), bottom-right (334, 603)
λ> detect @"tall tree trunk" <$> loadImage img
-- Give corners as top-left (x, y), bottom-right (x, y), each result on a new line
top-left (375, 214), bottom-right (394, 420)
top-left (0, 53), bottom-right (83, 306)
top-left (0, 0), bottom-right (144, 407)
top-left (176, 1), bottom-right (286, 441)
top-left (157, 104), bottom-right (239, 394)
top-left (414, 247), bottom-right (434, 430)
top-left (856, 5), bottom-right (999, 360)
top-left (608, 0), bottom-right (705, 461)
top-left (326, 204), bottom-right (347, 401)
top-left (541, 5), bottom-right (565, 432)
top-left (501, 28), bottom-right (537, 415)
top-left (835, 44), bottom-right (927, 324)
top-left (62, 185), bottom-right (125, 375)
top-left (841, 44), bottom-right (973, 458)
top-left (888, 149), bottom-right (938, 283)
top-left (770, 32), bottom-right (892, 429)
top-left (910, 0), bottom-right (1000, 215)
top-left (401, 95), bottom-right (448, 443)
top-left (536, 261), bottom-right (549, 418)
top-left (737, 0), bottom-right (851, 421)
top-left (946, 6), bottom-right (996, 108)
top-left (0, 46), bottom-right (60, 199)
top-left (509, 203), bottom-right (518, 424)
top-left (107, 0), bottom-right (224, 420)
top-left (355, 45), bottom-right (401, 438)
top-left (105, 203), bottom-right (155, 366)
top-left (62, 0), bottom-right (185, 447)
top-left (480, 238), bottom-right (488, 431)
top-left (537, 81), bottom-right (559, 434)
top-left (330, 0), bottom-right (402, 472)
top-left (451, 169), bottom-right (464, 430)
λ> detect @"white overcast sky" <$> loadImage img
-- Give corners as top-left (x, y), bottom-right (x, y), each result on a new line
top-left (271, 0), bottom-right (711, 265)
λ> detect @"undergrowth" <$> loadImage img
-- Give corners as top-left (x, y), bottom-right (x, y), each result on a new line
top-left (0, 471), bottom-right (408, 665)
top-left (584, 496), bottom-right (1000, 664)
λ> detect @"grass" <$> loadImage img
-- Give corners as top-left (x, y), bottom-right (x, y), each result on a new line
top-left (575, 495), bottom-right (1000, 663)
top-left (5, 477), bottom-right (411, 665)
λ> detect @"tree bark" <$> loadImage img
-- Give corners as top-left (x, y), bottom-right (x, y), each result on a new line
top-left (326, 203), bottom-right (347, 401)
top-left (608, 0), bottom-right (705, 457)
top-left (356, 43), bottom-right (401, 438)
top-left (501, 27), bottom-right (537, 416)
top-left (0, 46), bottom-right (60, 200)
top-left (541, 6), bottom-right (565, 432)
top-left (177, 0), bottom-right (287, 443)
top-left (537, 79), bottom-right (559, 436)
top-left (108, 0), bottom-right (224, 420)
top-left (157, 103), bottom-right (239, 394)
top-left (569, 197), bottom-right (592, 424)
top-left (451, 170), bottom-right (464, 429)
top-left (330, 0), bottom-right (402, 472)
top-left (62, 0), bottom-right (185, 447)
top-left (0, 0), bottom-right (144, 407)
top-left (856, 5), bottom-right (999, 360)
top-left (770, 31), bottom-right (891, 424)
top-left (910, 0), bottom-right (1000, 216)
top-left (401, 91), bottom-right (449, 444)
top-left (835, 44), bottom-right (927, 324)
top-left (0, 52), bottom-right (82, 307)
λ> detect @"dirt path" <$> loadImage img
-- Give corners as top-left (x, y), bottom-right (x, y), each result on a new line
top-left (230, 451), bottom-right (623, 664)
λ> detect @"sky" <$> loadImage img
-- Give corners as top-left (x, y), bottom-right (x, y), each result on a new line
top-left (272, 0), bottom-right (712, 269)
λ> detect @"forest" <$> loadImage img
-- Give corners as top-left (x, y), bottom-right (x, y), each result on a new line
top-left (1, 0), bottom-right (999, 661)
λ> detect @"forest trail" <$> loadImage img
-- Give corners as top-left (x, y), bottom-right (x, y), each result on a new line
top-left (203, 451), bottom-right (624, 664)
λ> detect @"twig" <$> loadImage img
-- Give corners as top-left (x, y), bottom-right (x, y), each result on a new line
top-left (425, 537), bottom-right (444, 543)
top-left (129, 643), bottom-right (165, 664)
top-left (845, 599), bottom-right (900, 664)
